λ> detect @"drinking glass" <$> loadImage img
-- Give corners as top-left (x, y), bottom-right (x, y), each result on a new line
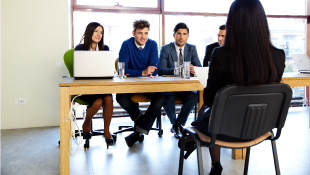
top-left (174, 61), bottom-right (179, 76)
top-left (118, 62), bottom-right (125, 78)
top-left (183, 61), bottom-right (191, 79)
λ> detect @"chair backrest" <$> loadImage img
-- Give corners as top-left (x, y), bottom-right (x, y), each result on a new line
top-left (63, 48), bottom-right (89, 105)
top-left (63, 48), bottom-right (75, 77)
top-left (208, 83), bottom-right (292, 140)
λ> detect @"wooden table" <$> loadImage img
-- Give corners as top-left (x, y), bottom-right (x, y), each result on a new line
top-left (59, 76), bottom-right (204, 175)
top-left (59, 73), bottom-right (310, 174)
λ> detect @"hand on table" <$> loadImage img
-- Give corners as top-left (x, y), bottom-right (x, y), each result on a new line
top-left (142, 66), bottom-right (157, 76)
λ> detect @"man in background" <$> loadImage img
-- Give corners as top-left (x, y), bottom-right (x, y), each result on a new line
top-left (203, 25), bottom-right (226, 67)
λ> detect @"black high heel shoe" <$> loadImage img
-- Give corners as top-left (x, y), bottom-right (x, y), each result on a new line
top-left (82, 124), bottom-right (92, 140)
top-left (209, 162), bottom-right (223, 175)
top-left (178, 139), bottom-right (196, 159)
top-left (105, 134), bottom-right (117, 149)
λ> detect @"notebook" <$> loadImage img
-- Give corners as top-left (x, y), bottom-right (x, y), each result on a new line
top-left (73, 51), bottom-right (115, 79)
top-left (194, 67), bottom-right (209, 88)
top-left (291, 53), bottom-right (310, 74)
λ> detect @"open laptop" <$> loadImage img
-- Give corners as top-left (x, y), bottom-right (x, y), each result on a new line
top-left (291, 53), bottom-right (310, 74)
top-left (194, 67), bottom-right (209, 88)
top-left (74, 51), bottom-right (115, 79)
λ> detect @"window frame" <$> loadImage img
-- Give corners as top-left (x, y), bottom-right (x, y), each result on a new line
top-left (71, 0), bottom-right (310, 49)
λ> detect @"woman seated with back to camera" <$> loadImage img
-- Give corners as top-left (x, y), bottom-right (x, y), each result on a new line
top-left (186, 0), bottom-right (286, 174)
top-left (75, 22), bottom-right (116, 148)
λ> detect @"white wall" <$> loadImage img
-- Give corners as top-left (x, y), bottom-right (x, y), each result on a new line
top-left (1, 0), bottom-right (71, 129)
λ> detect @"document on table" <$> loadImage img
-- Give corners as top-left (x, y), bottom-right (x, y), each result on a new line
top-left (194, 67), bottom-right (209, 88)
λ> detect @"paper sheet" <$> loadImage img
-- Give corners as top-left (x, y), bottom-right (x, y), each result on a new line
top-left (194, 67), bottom-right (209, 88)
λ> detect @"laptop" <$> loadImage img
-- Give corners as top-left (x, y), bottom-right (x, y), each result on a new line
top-left (194, 67), bottom-right (209, 88)
top-left (291, 53), bottom-right (310, 74)
top-left (74, 51), bottom-right (115, 79)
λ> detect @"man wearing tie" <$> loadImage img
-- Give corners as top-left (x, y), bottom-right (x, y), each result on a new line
top-left (158, 22), bottom-right (202, 139)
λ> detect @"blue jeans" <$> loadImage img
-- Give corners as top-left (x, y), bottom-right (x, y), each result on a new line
top-left (116, 92), bottom-right (165, 134)
top-left (163, 91), bottom-right (198, 126)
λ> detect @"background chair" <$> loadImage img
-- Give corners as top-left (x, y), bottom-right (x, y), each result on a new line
top-left (113, 58), bottom-right (163, 137)
top-left (62, 48), bottom-right (107, 149)
top-left (178, 83), bottom-right (292, 175)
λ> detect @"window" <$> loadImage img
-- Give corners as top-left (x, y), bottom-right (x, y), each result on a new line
top-left (76, 0), bottom-right (158, 8)
top-left (268, 18), bottom-right (306, 72)
top-left (164, 0), bottom-right (233, 13)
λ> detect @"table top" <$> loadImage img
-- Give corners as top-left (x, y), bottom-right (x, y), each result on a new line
top-left (59, 73), bottom-right (310, 88)
top-left (59, 76), bottom-right (201, 87)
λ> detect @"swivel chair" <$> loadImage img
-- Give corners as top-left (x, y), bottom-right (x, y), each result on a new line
top-left (114, 58), bottom-right (163, 137)
top-left (178, 83), bottom-right (292, 175)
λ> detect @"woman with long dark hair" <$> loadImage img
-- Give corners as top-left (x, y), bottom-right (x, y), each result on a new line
top-left (75, 22), bottom-right (115, 148)
top-left (190, 0), bottom-right (285, 174)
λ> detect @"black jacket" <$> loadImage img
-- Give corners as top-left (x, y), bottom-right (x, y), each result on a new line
top-left (203, 46), bottom-right (286, 107)
top-left (203, 42), bottom-right (220, 67)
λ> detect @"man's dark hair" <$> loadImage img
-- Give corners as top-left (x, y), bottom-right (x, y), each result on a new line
top-left (133, 20), bottom-right (150, 32)
top-left (219, 24), bottom-right (226, 30)
top-left (173, 22), bottom-right (189, 34)
top-left (79, 22), bottom-right (105, 51)
top-left (225, 0), bottom-right (277, 86)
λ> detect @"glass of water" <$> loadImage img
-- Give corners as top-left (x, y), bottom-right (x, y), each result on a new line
top-left (118, 62), bottom-right (125, 78)
top-left (174, 61), bottom-right (179, 76)
top-left (183, 61), bottom-right (191, 79)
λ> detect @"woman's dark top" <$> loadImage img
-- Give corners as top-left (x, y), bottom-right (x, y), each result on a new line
top-left (74, 44), bottom-right (109, 51)
top-left (193, 46), bottom-right (286, 142)
top-left (74, 44), bottom-right (111, 107)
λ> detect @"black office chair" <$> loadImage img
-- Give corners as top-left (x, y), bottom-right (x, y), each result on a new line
top-left (113, 94), bottom-right (163, 138)
top-left (178, 83), bottom-right (292, 175)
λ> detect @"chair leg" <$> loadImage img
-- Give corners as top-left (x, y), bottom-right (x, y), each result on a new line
top-left (194, 104), bottom-right (197, 120)
top-left (243, 147), bottom-right (251, 175)
top-left (271, 140), bottom-right (281, 175)
top-left (158, 115), bottom-right (163, 137)
top-left (113, 126), bottom-right (134, 134)
top-left (178, 135), bottom-right (186, 175)
top-left (196, 140), bottom-right (204, 175)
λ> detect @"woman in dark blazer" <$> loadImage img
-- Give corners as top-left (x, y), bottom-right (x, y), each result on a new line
top-left (189, 0), bottom-right (286, 174)
top-left (75, 22), bottom-right (115, 148)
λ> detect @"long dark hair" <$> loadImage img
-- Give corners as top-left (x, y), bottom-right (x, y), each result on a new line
top-left (224, 0), bottom-right (277, 86)
top-left (79, 22), bottom-right (105, 51)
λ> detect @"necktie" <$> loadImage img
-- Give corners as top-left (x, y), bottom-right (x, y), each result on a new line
top-left (139, 47), bottom-right (142, 51)
top-left (179, 48), bottom-right (183, 65)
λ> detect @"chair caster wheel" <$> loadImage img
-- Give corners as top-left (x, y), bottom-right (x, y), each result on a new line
top-left (139, 134), bottom-right (144, 142)
top-left (158, 130), bottom-right (163, 137)
top-left (119, 126), bottom-right (122, 130)
top-left (84, 139), bottom-right (89, 149)
top-left (58, 141), bottom-right (60, 145)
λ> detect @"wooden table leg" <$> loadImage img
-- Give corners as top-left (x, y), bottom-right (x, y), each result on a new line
top-left (232, 148), bottom-right (247, 160)
top-left (60, 87), bottom-right (71, 175)
top-left (198, 90), bottom-right (203, 110)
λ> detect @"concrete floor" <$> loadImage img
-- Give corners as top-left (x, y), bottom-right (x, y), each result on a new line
top-left (1, 107), bottom-right (310, 175)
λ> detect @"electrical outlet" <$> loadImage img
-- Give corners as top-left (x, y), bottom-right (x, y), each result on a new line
top-left (15, 98), bottom-right (26, 104)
